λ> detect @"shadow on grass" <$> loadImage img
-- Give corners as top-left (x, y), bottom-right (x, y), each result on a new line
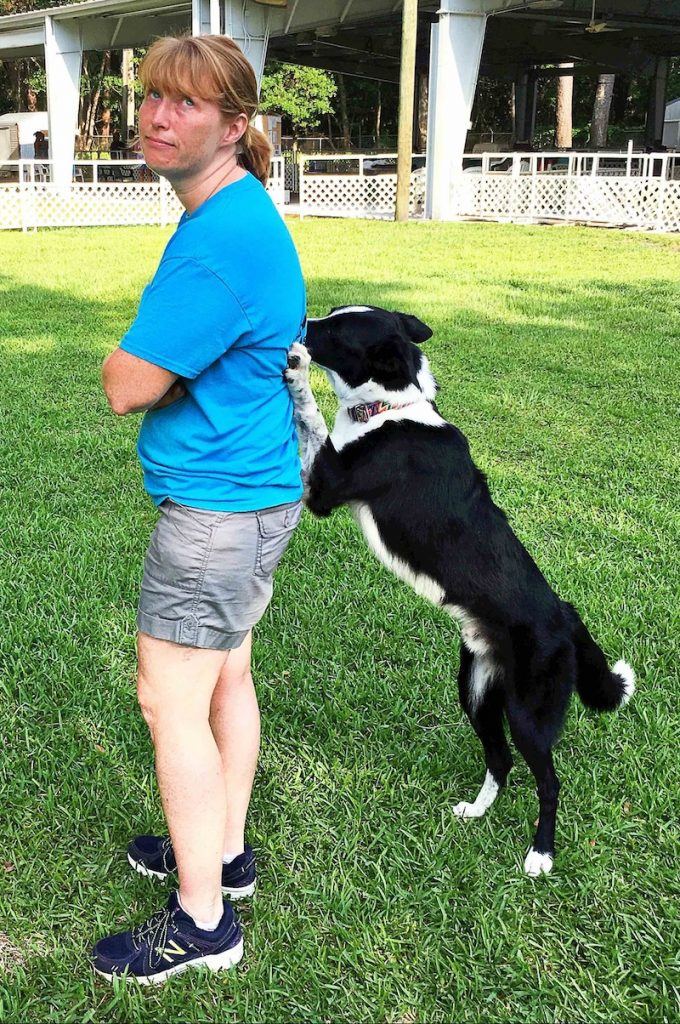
top-left (1, 260), bottom-right (677, 1019)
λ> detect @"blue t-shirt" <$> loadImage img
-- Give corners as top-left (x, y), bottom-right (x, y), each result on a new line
top-left (120, 173), bottom-right (305, 511)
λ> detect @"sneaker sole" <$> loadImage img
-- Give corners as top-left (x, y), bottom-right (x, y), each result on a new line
top-left (127, 853), bottom-right (257, 899)
top-left (94, 936), bottom-right (244, 986)
top-left (127, 852), bottom-right (169, 881)
top-left (222, 880), bottom-right (256, 899)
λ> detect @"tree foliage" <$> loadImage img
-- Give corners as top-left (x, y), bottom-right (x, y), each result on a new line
top-left (260, 62), bottom-right (335, 134)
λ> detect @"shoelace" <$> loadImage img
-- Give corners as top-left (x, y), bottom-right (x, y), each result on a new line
top-left (131, 906), bottom-right (172, 954)
top-left (160, 836), bottom-right (174, 871)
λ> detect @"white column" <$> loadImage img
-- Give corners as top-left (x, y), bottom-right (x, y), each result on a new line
top-left (44, 16), bottom-right (82, 188)
top-left (191, 0), bottom-right (271, 89)
top-left (192, 0), bottom-right (219, 37)
top-left (425, 0), bottom-right (487, 221)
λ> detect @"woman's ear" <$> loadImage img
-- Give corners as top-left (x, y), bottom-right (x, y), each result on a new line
top-left (222, 112), bottom-right (248, 147)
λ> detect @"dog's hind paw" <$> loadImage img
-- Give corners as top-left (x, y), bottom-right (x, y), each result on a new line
top-left (453, 801), bottom-right (486, 819)
top-left (524, 848), bottom-right (554, 876)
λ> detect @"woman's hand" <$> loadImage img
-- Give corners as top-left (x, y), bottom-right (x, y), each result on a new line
top-left (149, 380), bottom-right (187, 410)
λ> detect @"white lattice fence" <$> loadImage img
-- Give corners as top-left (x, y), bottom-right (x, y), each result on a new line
top-left (641, 179), bottom-right (680, 232)
top-left (451, 174), bottom-right (680, 232)
top-left (41, 183), bottom-right (175, 228)
top-left (0, 184), bottom-right (21, 230)
top-left (0, 157), bottom-right (285, 231)
top-left (300, 166), bottom-right (426, 219)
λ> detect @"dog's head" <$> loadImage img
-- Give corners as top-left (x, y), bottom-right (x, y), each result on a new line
top-left (305, 305), bottom-right (435, 405)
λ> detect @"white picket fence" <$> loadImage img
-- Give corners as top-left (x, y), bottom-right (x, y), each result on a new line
top-left (298, 153), bottom-right (427, 220)
top-left (295, 149), bottom-right (680, 231)
top-left (2, 150), bottom-right (680, 232)
top-left (0, 156), bottom-right (286, 231)
top-left (454, 151), bottom-right (680, 233)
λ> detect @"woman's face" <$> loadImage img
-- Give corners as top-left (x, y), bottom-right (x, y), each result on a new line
top-left (139, 88), bottom-right (245, 182)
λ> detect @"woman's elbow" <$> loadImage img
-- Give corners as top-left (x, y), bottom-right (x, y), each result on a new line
top-left (102, 365), bottom-right (128, 415)
top-left (108, 394), bottom-right (131, 416)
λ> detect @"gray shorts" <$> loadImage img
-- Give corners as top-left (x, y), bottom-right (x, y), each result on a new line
top-left (137, 498), bottom-right (302, 651)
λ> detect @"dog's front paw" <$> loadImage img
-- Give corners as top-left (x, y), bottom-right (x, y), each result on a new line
top-left (524, 848), bottom-right (554, 876)
top-left (285, 341), bottom-right (311, 373)
top-left (284, 343), bottom-right (313, 399)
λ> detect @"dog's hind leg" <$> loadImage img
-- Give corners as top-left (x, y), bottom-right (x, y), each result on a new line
top-left (453, 645), bottom-right (513, 819)
top-left (504, 700), bottom-right (561, 876)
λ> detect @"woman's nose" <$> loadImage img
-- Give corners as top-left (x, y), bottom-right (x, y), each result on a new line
top-left (151, 100), bottom-right (172, 128)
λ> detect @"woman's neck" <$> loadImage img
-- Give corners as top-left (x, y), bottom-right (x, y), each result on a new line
top-left (174, 153), bottom-right (246, 214)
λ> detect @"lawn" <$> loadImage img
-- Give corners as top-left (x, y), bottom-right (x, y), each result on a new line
top-left (0, 219), bottom-right (678, 1023)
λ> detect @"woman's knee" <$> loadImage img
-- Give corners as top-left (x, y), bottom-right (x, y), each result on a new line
top-left (225, 633), bottom-right (252, 682)
top-left (136, 675), bottom-right (158, 731)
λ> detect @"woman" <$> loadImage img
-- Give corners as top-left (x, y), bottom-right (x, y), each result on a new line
top-left (95, 34), bottom-right (305, 984)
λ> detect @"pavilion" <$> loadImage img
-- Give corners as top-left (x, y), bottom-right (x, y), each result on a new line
top-left (0, 0), bottom-right (679, 218)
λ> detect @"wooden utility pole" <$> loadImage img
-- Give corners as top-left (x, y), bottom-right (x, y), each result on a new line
top-left (122, 49), bottom-right (136, 139)
top-left (555, 63), bottom-right (574, 148)
top-left (395, 0), bottom-right (418, 222)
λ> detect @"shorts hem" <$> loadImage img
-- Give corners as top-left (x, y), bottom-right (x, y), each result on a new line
top-left (137, 610), bottom-right (249, 651)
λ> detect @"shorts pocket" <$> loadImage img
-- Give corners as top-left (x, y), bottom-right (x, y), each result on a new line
top-left (255, 502), bottom-right (302, 578)
top-left (144, 503), bottom-right (215, 591)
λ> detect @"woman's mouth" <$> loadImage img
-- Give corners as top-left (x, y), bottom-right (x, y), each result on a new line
top-left (145, 137), bottom-right (174, 149)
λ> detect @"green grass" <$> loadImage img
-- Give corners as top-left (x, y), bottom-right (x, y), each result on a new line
top-left (0, 220), bottom-right (678, 1023)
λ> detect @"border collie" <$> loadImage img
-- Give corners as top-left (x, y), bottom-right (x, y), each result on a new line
top-left (285, 305), bottom-right (635, 876)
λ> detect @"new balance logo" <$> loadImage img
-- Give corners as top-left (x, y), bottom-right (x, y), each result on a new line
top-left (156, 940), bottom-right (186, 963)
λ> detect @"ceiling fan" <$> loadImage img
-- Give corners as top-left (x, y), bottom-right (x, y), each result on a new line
top-left (582, 1), bottom-right (621, 34)
top-left (554, 2), bottom-right (621, 35)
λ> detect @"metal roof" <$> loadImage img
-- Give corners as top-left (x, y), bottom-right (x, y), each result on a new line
top-left (0, 0), bottom-right (678, 76)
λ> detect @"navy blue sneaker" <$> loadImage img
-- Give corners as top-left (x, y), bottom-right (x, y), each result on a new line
top-left (127, 836), bottom-right (257, 899)
top-left (92, 891), bottom-right (243, 985)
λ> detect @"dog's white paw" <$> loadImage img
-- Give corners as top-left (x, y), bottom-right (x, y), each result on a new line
top-left (453, 801), bottom-right (485, 819)
top-left (286, 342), bottom-right (311, 374)
top-left (452, 773), bottom-right (499, 820)
top-left (284, 344), bottom-right (312, 399)
top-left (524, 848), bottom-right (554, 876)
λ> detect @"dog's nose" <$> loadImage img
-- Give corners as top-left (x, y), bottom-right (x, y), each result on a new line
top-left (287, 353), bottom-right (301, 370)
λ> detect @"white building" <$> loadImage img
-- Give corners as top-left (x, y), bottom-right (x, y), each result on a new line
top-left (664, 98), bottom-right (680, 149)
top-left (0, 111), bottom-right (49, 159)
top-left (0, 0), bottom-right (679, 220)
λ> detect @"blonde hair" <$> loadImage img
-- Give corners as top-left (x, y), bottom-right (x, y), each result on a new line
top-left (139, 35), bottom-right (272, 185)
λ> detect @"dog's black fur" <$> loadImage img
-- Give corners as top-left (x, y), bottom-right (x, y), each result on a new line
top-left (285, 305), bottom-right (634, 875)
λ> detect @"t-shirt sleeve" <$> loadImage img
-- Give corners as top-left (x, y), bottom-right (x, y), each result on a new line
top-left (119, 257), bottom-right (252, 379)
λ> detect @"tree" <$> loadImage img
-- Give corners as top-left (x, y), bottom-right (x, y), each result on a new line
top-left (260, 62), bottom-right (335, 135)
top-left (591, 73), bottom-right (615, 148)
top-left (470, 77), bottom-right (513, 137)
top-left (336, 73), bottom-right (351, 148)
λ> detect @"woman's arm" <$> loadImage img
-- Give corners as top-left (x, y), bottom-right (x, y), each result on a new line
top-left (102, 348), bottom-right (180, 415)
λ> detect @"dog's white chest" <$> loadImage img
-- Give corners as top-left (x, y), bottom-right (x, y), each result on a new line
top-left (350, 502), bottom-right (446, 606)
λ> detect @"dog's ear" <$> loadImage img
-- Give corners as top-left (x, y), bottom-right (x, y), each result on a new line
top-left (396, 313), bottom-right (433, 344)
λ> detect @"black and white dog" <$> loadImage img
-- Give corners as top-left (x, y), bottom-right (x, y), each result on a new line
top-left (285, 305), bottom-right (635, 876)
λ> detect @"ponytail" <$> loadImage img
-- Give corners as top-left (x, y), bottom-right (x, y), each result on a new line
top-left (239, 123), bottom-right (273, 186)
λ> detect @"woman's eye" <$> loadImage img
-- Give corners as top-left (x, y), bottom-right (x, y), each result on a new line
top-left (183, 97), bottom-right (195, 107)
top-left (150, 90), bottom-right (161, 100)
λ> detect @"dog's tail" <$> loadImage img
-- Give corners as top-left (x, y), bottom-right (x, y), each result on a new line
top-left (566, 605), bottom-right (635, 711)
